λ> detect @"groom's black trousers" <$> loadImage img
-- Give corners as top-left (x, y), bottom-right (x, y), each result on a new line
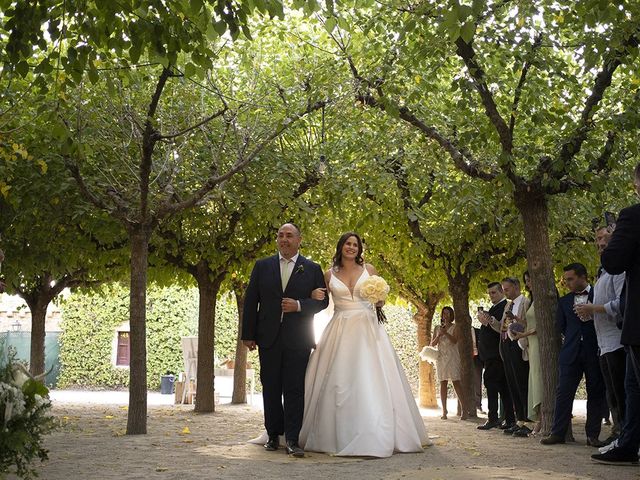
top-left (258, 332), bottom-right (311, 442)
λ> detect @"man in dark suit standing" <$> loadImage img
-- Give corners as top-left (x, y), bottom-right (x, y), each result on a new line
top-left (541, 263), bottom-right (607, 447)
top-left (242, 223), bottom-right (328, 457)
top-left (593, 163), bottom-right (640, 466)
top-left (477, 282), bottom-right (516, 430)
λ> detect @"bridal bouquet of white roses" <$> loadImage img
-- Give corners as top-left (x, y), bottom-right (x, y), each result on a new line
top-left (1, 351), bottom-right (55, 479)
top-left (360, 275), bottom-right (390, 324)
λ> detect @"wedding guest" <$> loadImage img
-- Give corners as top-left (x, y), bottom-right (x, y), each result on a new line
top-left (512, 271), bottom-right (542, 435)
top-left (494, 277), bottom-right (531, 437)
top-left (574, 227), bottom-right (625, 444)
top-left (541, 263), bottom-right (607, 447)
top-left (477, 282), bottom-right (516, 430)
top-left (431, 306), bottom-right (469, 420)
top-left (593, 163), bottom-right (640, 466)
top-left (472, 326), bottom-right (484, 414)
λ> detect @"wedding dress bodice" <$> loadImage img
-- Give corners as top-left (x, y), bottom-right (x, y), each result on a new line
top-left (329, 268), bottom-right (373, 313)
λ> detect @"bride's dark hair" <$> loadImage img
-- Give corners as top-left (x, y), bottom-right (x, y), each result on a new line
top-left (332, 232), bottom-right (364, 270)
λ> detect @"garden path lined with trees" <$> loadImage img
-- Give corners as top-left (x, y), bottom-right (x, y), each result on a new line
top-left (34, 401), bottom-right (637, 480)
top-left (2, 0), bottom-right (640, 476)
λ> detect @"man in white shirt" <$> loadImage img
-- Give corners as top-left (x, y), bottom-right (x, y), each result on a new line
top-left (575, 227), bottom-right (626, 443)
top-left (495, 277), bottom-right (531, 436)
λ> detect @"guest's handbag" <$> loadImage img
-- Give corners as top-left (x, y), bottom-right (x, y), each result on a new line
top-left (517, 337), bottom-right (529, 361)
top-left (419, 345), bottom-right (440, 365)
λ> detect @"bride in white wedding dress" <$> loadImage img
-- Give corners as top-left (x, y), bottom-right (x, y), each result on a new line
top-left (299, 232), bottom-right (430, 458)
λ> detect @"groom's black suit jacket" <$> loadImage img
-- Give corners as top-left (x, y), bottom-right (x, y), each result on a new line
top-left (242, 254), bottom-right (328, 350)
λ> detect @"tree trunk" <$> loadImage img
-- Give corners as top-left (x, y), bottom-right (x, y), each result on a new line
top-left (126, 226), bottom-right (151, 435)
top-left (447, 270), bottom-right (476, 418)
top-left (514, 186), bottom-right (560, 435)
top-left (232, 281), bottom-right (248, 404)
top-left (193, 261), bottom-right (226, 413)
top-left (19, 274), bottom-right (71, 378)
top-left (28, 300), bottom-right (48, 377)
top-left (413, 292), bottom-right (443, 408)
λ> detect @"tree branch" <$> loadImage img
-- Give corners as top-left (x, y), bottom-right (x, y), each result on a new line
top-left (158, 106), bottom-right (228, 140)
top-left (140, 67), bottom-right (172, 219)
top-left (382, 153), bottom-right (427, 242)
top-left (358, 93), bottom-right (496, 181)
top-left (549, 130), bottom-right (617, 194)
top-left (555, 31), bottom-right (638, 171)
top-left (65, 159), bottom-right (130, 224)
top-left (509, 34), bottom-right (543, 137)
top-left (455, 37), bottom-right (512, 154)
top-left (417, 171), bottom-right (436, 208)
top-left (156, 100), bottom-right (328, 219)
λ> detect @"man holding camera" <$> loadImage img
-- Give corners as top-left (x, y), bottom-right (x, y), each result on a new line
top-left (494, 277), bottom-right (531, 437)
top-left (477, 282), bottom-right (516, 430)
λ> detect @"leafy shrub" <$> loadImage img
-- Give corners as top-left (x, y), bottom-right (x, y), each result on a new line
top-left (57, 285), bottom-right (418, 395)
top-left (383, 305), bottom-right (419, 394)
top-left (0, 349), bottom-right (56, 479)
top-left (58, 285), bottom-right (248, 390)
top-left (58, 284), bottom-right (198, 389)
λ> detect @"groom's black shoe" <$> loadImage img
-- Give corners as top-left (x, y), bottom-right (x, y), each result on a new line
top-left (286, 440), bottom-right (305, 458)
top-left (264, 436), bottom-right (279, 451)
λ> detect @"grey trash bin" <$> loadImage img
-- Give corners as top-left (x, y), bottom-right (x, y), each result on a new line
top-left (160, 374), bottom-right (175, 394)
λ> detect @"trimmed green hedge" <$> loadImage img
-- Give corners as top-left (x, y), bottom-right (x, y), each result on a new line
top-left (57, 285), bottom-right (418, 393)
top-left (384, 305), bottom-right (419, 395)
top-left (59, 285), bottom-right (132, 388)
top-left (58, 284), bottom-right (201, 389)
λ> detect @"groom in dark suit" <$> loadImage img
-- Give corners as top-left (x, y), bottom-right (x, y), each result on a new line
top-left (242, 223), bottom-right (328, 457)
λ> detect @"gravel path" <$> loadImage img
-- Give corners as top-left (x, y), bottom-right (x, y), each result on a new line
top-left (20, 399), bottom-right (639, 480)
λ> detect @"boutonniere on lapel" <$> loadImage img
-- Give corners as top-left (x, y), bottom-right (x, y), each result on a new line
top-left (295, 264), bottom-right (305, 275)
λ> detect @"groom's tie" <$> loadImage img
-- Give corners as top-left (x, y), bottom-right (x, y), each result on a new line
top-left (281, 258), bottom-right (293, 291)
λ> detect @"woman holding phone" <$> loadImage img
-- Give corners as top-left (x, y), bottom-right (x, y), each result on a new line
top-left (431, 306), bottom-right (469, 420)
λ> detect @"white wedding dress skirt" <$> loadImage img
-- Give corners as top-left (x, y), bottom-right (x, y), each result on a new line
top-left (298, 269), bottom-right (430, 457)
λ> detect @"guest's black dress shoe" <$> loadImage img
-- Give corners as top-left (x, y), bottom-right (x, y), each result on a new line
top-left (512, 425), bottom-right (533, 437)
top-left (499, 422), bottom-right (516, 430)
top-left (540, 434), bottom-right (565, 445)
top-left (264, 436), bottom-right (279, 451)
top-left (587, 436), bottom-right (606, 448)
top-left (503, 424), bottom-right (519, 434)
top-left (477, 420), bottom-right (501, 430)
top-left (286, 440), bottom-right (305, 457)
top-left (591, 448), bottom-right (639, 465)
